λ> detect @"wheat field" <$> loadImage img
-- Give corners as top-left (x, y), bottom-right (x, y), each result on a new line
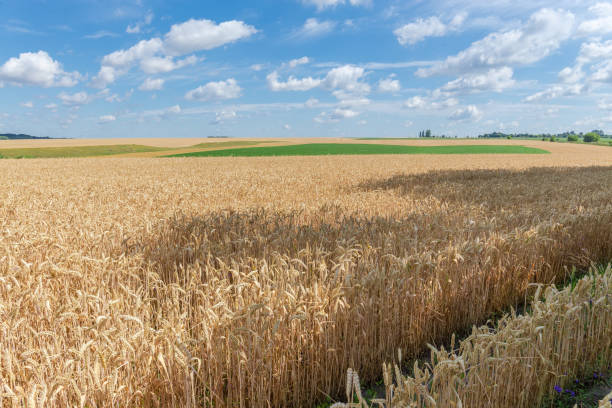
top-left (1, 141), bottom-right (612, 407)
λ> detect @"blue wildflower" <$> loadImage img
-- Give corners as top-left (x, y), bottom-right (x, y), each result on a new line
top-left (554, 385), bottom-right (563, 393)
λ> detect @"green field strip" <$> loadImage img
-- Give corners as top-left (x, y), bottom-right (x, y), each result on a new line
top-left (0, 144), bottom-right (169, 159)
top-left (165, 143), bottom-right (550, 157)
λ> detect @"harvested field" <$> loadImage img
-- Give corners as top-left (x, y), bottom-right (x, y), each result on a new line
top-left (0, 144), bottom-right (611, 407)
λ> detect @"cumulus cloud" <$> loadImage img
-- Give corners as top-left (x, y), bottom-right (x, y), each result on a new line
top-left (449, 105), bottom-right (482, 121)
top-left (440, 67), bottom-right (515, 93)
top-left (558, 65), bottom-right (585, 84)
top-left (93, 18), bottom-right (256, 87)
top-left (323, 65), bottom-right (370, 95)
top-left (44, 103), bottom-right (58, 109)
top-left (140, 55), bottom-right (197, 74)
top-left (525, 83), bottom-right (587, 101)
top-left (0, 51), bottom-right (80, 88)
top-left (98, 115), bottom-right (116, 124)
top-left (394, 13), bottom-right (466, 46)
top-left (267, 64), bottom-right (370, 97)
top-left (378, 77), bottom-right (401, 93)
top-left (58, 91), bottom-right (91, 106)
top-left (577, 3), bottom-right (612, 36)
top-left (102, 38), bottom-right (163, 69)
top-left (163, 19), bottom-right (257, 56)
top-left (267, 71), bottom-right (322, 91)
top-left (20, 101), bottom-right (33, 108)
top-left (404, 96), bottom-right (427, 109)
top-left (305, 98), bottom-right (319, 107)
top-left (139, 77), bottom-right (164, 91)
top-left (416, 9), bottom-right (575, 77)
top-left (404, 95), bottom-right (458, 110)
top-left (211, 110), bottom-right (237, 125)
top-left (293, 18), bottom-right (336, 39)
top-left (284, 56), bottom-right (310, 68)
top-left (185, 78), bottom-right (242, 101)
top-left (126, 11), bottom-right (154, 34)
top-left (314, 108), bottom-right (360, 123)
top-left (301, 0), bottom-right (371, 11)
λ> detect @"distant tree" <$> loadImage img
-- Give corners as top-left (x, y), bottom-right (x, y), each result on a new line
top-left (583, 132), bottom-right (601, 143)
top-left (567, 134), bottom-right (579, 142)
top-left (425, 129), bottom-right (432, 138)
top-left (591, 129), bottom-right (605, 137)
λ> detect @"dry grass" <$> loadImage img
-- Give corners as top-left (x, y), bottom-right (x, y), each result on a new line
top-left (601, 390), bottom-right (612, 407)
top-left (0, 152), bottom-right (611, 407)
top-left (334, 264), bottom-right (612, 408)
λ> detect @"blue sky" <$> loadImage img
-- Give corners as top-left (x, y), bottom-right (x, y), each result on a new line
top-left (0, 0), bottom-right (611, 138)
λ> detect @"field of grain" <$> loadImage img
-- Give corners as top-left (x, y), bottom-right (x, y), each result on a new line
top-left (1, 141), bottom-right (611, 407)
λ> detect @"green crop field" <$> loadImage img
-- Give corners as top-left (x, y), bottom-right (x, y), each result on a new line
top-left (0, 144), bottom-right (167, 159)
top-left (0, 141), bottom-right (273, 159)
top-left (190, 141), bottom-right (269, 149)
top-left (166, 143), bottom-right (550, 157)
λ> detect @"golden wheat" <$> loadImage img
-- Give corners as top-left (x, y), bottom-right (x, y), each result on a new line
top-left (336, 264), bottom-right (612, 408)
top-left (0, 150), bottom-right (611, 407)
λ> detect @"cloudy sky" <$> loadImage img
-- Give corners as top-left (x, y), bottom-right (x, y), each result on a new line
top-left (0, 0), bottom-right (611, 138)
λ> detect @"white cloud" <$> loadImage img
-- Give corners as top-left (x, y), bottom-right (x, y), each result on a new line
top-left (185, 78), bottom-right (242, 101)
top-left (395, 18), bottom-right (442, 46)
top-left (166, 105), bottom-right (181, 114)
top-left (163, 19), bottom-right (257, 56)
top-left (93, 18), bottom-right (256, 87)
top-left (315, 108), bottom-right (360, 123)
top-left (404, 95), bottom-right (458, 110)
top-left (441, 67), bottom-right (515, 93)
top-left (211, 110), bottom-right (237, 124)
top-left (378, 77), bottom-right (401, 93)
top-left (449, 105), bottom-right (482, 121)
top-left (251, 64), bottom-right (264, 71)
top-left (267, 71), bottom-right (322, 91)
top-left (44, 103), bottom-right (58, 109)
top-left (139, 55), bottom-right (197, 74)
top-left (293, 18), bottom-right (336, 39)
top-left (404, 96), bottom-right (427, 109)
top-left (126, 25), bottom-right (141, 34)
top-left (91, 66), bottom-right (119, 89)
top-left (267, 64), bottom-right (370, 97)
top-left (20, 101), bottom-right (33, 108)
top-left (558, 65), bottom-right (584, 84)
top-left (283, 124), bottom-right (291, 130)
top-left (285, 56), bottom-right (310, 68)
top-left (305, 98), bottom-right (319, 107)
top-left (301, 0), bottom-right (371, 11)
top-left (416, 8), bottom-right (575, 77)
top-left (127, 11), bottom-right (154, 34)
top-left (0, 51), bottom-right (80, 88)
top-left (394, 13), bottom-right (466, 46)
top-left (577, 3), bottom-right (612, 36)
top-left (104, 39), bottom-right (164, 69)
top-left (84, 31), bottom-right (118, 40)
top-left (139, 77), bottom-right (164, 91)
top-left (525, 83), bottom-right (587, 101)
top-left (323, 65), bottom-right (370, 95)
top-left (58, 91), bottom-right (91, 106)
top-left (98, 115), bottom-right (116, 124)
